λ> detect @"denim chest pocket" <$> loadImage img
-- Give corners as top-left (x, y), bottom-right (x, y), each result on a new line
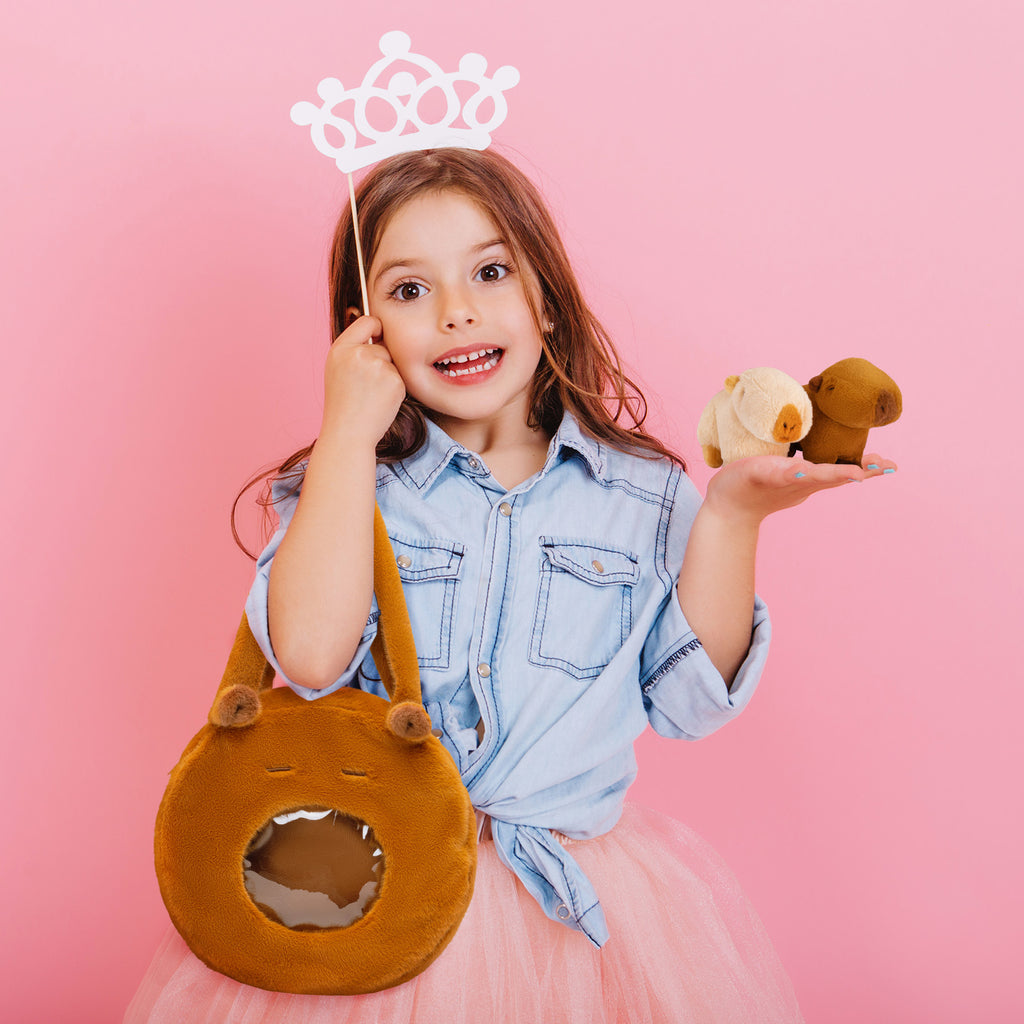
top-left (359, 535), bottom-right (464, 681)
top-left (529, 537), bottom-right (640, 679)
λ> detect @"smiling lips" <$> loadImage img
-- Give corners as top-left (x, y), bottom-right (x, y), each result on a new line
top-left (433, 347), bottom-right (503, 378)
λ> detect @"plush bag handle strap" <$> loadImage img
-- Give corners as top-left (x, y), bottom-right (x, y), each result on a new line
top-left (209, 505), bottom-right (431, 741)
top-left (367, 505), bottom-right (425, 712)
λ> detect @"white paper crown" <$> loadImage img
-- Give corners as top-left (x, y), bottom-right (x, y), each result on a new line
top-left (291, 31), bottom-right (520, 174)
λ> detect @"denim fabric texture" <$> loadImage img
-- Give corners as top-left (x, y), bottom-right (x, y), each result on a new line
top-left (246, 412), bottom-right (770, 947)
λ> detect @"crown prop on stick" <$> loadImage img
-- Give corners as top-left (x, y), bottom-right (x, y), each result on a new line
top-left (291, 31), bottom-right (520, 315)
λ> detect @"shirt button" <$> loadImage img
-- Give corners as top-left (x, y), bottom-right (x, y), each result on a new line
top-left (477, 663), bottom-right (491, 678)
top-left (396, 554), bottom-right (412, 569)
top-left (468, 457), bottom-right (479, 469)
top-left (498, 502), bottom-right (512, 517)
top-left (591, 560), bottom-right (604, 573)
top-left (556, 903), bottom-right (571, 920)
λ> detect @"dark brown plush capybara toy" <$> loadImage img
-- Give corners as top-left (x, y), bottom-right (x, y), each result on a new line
top-left (793, 357), bottom-right (902, 464)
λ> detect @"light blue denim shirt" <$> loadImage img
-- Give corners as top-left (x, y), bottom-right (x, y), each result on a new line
top-left (246, 411), bottom-right (770, 948)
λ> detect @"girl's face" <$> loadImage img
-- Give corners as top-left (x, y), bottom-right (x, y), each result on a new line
top-left (366, 190), bottom-right (545, 442)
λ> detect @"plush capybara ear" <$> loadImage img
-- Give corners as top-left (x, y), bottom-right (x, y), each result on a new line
top-left (386, 702), bottom-right (432, 742)
top-left (207, 615), bottom-right (274, 728)
top-left (807, 375), bottom-right (823, 393)
top-left (210, 683), bottom-right (262, 728)
top-left (724, 375), bottom-right (740, 392)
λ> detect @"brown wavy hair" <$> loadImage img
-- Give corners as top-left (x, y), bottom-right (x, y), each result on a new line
top-left (234, 148), bottom-right (683, 557)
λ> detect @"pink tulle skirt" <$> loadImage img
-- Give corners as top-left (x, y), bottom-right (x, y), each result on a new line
top-left (124, 802), bottom-right (803, 1023)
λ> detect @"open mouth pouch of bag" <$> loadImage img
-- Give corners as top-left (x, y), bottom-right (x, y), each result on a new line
top-left (154, 506), bottom-right (477, 995)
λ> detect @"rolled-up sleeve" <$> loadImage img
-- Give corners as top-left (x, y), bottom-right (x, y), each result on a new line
top-left (639, 590), bottom-right (770, 738)
top-left (636, 466), bottom-right (770, 738)
top-left (243, 470), bottom-right (379, 701)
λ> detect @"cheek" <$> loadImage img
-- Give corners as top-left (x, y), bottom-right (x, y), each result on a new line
top-left (376, 321), bottom-right (421, 365)
top-left (502, 298), bottom-right (543, 342)
top-left (521, 320), bottom-right (545, 364)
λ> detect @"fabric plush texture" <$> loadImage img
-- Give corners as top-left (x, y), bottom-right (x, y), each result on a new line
top-left (794, 357), bottom-right (903, 464)
top-left (154, 507), bottom-right (477, 995)
top-left (697, 367), bottom-right (812, 467)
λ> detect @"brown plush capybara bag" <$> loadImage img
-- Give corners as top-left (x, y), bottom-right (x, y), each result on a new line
top-left (154, 506), bottom-right (477, 994)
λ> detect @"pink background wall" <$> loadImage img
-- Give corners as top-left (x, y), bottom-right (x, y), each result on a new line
top-left (3, 2), bottom-right (1021, 1021)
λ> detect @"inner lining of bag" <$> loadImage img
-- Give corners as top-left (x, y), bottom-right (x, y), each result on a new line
top-left (243, 807), bottom-right (384, 929)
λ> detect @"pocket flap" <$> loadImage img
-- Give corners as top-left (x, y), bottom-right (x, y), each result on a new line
top-left (389, 535), bottom-right (465, 582)
top-left (539, 538), bottom-right (639, 585)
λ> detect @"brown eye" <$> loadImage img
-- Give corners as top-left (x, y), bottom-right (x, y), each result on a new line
top-left (476, 263), bottom-right (508, 283)
top-left (396, 282), bottom-right (422, 301)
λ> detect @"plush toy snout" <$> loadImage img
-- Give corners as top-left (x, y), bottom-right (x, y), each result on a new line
top-left (872, 389), bottom-right (901, 427)
top-left (772, 404), bottom-right (805, 443)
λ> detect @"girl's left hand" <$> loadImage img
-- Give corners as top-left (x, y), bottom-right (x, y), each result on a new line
top-left (703, 452), bottom-right (898, 528)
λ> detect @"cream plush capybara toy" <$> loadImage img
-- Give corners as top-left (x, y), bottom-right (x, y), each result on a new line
top-left (698, 367), bottom-right (813, 467)
top-left (794, 357), bottom-right (902, 464)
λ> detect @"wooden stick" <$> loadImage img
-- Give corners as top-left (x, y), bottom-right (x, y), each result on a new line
top-left (348, 171), bottom-right (370, 316)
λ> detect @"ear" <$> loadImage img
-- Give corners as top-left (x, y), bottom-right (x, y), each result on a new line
top-left (724, 375), bottom-right (740, 392)
top-left (210, 684), bottom-right (262, 728)
top-left (345, 306), bottom-right (364, 327)
top-left (807, 375), bottom-right (823, 393)
top-left (386, 702), bottom-right (432, 742)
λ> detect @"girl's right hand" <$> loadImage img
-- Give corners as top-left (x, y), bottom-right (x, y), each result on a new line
top-left (321, 315), bottom-right (406, 445)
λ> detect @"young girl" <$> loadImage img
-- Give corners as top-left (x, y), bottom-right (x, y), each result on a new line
top-left (126, 147), bottom-right (894, 1023)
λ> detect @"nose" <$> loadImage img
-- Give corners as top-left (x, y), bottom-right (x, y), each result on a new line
top-left (873, 390), bottom-right (901, 426)
top-left (772, 403), bottom-right (804, 443)
top-left (440, 287), bottom-right (477, 331)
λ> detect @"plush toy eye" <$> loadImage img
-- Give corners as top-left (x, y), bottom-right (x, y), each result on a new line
top-left (243, 808), bottom-right (385, 929)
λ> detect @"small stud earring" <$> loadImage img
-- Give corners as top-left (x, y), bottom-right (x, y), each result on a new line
top-left (545, 320), bottom-right (555, 333)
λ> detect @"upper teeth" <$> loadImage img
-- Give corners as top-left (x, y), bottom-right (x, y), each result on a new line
top-left (273, 809), bottom-right (332, 826)
top-left (436, 349), bottom-right (500, 376)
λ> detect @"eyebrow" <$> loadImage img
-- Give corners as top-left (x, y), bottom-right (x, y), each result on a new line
top-left (371, 238), bottom-right (508, 289)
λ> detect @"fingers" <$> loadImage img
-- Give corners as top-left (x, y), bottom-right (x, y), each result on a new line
top-left (321, 317), bottom-right (406, 444)
top-left (332, 315), bottom-right (382, 348)
top-left (789, 453), bottom-right (898, 490)
top-left (790, 461), bottom-right (862, 490)
top-left (861, 452), bottom-right (898, 477)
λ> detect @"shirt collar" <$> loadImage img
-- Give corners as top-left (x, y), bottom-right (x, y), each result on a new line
top-left (543, 409), bottom-right (606, 481)
top-left (389, 409), bottom-right (607, 492)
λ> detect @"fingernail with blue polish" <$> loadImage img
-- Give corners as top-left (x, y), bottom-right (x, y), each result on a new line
top-left (795, 472), bottom-right (806, 479)
top-left (883, 468), bottom-right (895, 474)
top-left (867, 464), bottom-right (879, 470)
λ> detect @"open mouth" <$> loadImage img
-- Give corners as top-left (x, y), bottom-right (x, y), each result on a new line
top-left (433, 348), bottom-right (503, 377)
top-left (243, 808), bottom-right (384, 930)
